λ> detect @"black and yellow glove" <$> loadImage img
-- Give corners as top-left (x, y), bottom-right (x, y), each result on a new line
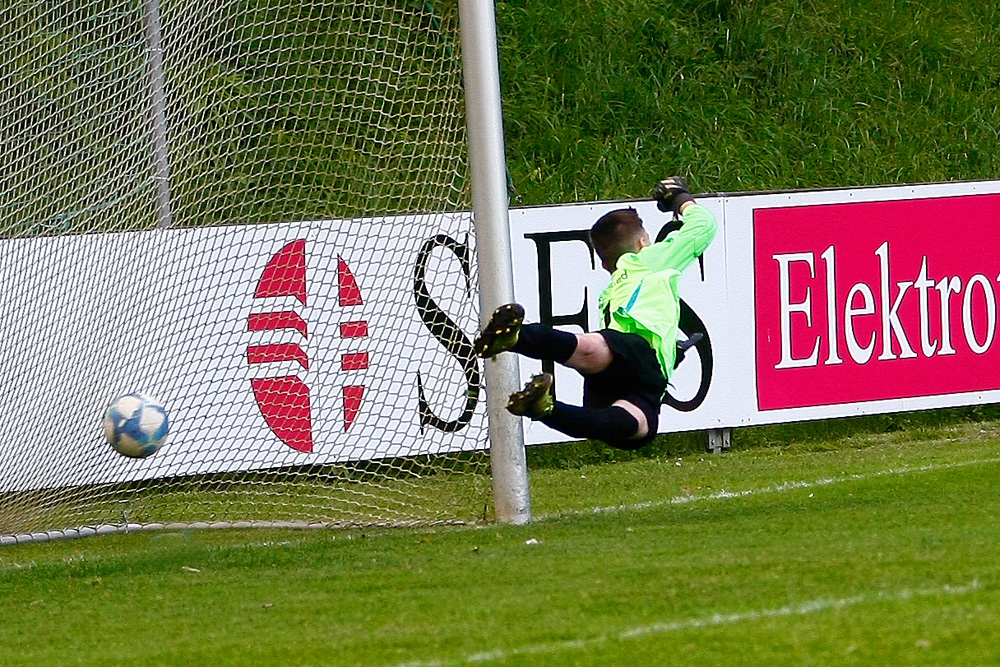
top-left (651, 176), bottom-right (695, 214)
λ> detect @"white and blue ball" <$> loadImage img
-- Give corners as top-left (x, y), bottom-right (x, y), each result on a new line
top-left (102, 393), bottom-right (169, 458)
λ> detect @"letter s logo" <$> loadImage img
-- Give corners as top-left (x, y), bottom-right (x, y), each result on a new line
top-left (413, 234), bottom-right (480, 433)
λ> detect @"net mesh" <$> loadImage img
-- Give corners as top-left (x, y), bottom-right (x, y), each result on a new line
top-left (0, 0), bottom-right (493, 542)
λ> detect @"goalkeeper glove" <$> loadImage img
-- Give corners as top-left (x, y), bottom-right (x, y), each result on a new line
top-left (651, 176), bottom-right (695, 214)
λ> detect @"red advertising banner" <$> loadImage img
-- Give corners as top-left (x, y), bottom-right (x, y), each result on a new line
top-left (754, 193), bottom-right (1000, 410)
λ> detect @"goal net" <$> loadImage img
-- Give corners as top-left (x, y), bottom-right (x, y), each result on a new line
top-left (0, 0), bottom-right (495, 542)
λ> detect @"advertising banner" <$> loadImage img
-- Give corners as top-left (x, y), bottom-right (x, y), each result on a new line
top-left (508, 198), bottom-right (734, 444)
top-left (753, 193), bottom-right (1000, 410)
top-left (0, 215), bottom-right (485, 491)
top-left (511, 180), bottom-right (1000, 443)
top-left (3, 180), bottom-right (999, 489)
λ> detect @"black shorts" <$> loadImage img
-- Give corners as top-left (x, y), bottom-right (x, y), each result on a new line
top-left (583, 329), bottom-right (667, 449)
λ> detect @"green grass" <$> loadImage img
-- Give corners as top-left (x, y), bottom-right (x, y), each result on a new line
top-left (16, 0), bottom-right (1000, 231)
top-left (5, 1), bottom-right (1000, 661)
top-left (499, 0), bottom-right (1000, 204)
top-left (2, 419), bottom-right (999, 665)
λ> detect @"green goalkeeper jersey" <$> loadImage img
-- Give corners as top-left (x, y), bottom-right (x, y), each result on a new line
top-left (597, 203), bottom-right (718, 379)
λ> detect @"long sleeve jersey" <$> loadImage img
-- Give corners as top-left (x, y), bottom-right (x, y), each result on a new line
top-left (597, 203), bottom-right (718, 379)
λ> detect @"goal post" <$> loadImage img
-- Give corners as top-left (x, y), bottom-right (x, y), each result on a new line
top-left (0, 0), bottom-right (529, 542)
top-left (458, 0), bottom-right (531, 525)
top-left (142, 0), bottom-right (173, 230)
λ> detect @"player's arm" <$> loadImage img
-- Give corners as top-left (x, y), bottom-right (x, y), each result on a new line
top-left (673, 200), bottom-right (717, 255)
top-left (643, 178), bottom-right (718, 272)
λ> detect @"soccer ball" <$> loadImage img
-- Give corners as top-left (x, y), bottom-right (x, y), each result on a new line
top-left (102, 393), bottom-right (170, 458)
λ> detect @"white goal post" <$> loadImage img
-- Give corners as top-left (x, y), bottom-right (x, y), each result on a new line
top-left (0, 0), bottom-right (529, 543)
top-left (458, 0), bottom-right (531, 525)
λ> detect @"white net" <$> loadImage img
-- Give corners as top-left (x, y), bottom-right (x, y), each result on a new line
top-left (0, 0), bottom-right (494, 542)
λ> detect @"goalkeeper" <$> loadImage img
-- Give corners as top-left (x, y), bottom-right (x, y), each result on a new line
top-left (474, 177), bottom-right (717, 449)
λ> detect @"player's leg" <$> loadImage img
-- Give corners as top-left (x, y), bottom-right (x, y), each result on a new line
top-left (506, 373), bottom-right (651, 447)
top-left (564, 332), bottom-right (614, 374)
top-left (544, 400), bottom-right (648, 446)
top-left (574, 332), bottom-right (664, 448)
top-left (475, 303), bottom-right (616, 374)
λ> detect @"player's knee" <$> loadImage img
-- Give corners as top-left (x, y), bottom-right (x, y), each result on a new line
top-left (613, 400), bottom-right (649, 440)
top-left (631, 413), bottom-right (649, 440)
top-left (569, 333), bottom-right (613, 373)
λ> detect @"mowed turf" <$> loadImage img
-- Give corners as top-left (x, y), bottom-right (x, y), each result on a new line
top-left (1, 421), bottom-right (999, 666)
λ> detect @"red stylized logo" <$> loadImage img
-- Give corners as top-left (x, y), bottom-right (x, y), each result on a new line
top-left (337, 255), bottom-right (368, 432)
top-left (248, 240), bottom-right (368, 452)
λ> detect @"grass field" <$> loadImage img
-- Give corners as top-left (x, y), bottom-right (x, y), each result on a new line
top-left (499, 0), bottom-right (1000, 205)
top-left (6, 5), bottom-right (1000, 662)
top-left (2, 418), bottom-right (998, 665)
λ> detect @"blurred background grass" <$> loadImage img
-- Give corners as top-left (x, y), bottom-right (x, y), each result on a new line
top-left (497, 0), bottom-right (1000, 204)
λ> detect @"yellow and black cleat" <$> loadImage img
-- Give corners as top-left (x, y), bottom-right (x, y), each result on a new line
top-left (506, 372), bottom-right (554, 419)
top-left (474, 303), bottom-right (525, 358)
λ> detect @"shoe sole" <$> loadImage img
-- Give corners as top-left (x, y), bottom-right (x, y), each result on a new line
top-left (506, 372), bottom-right (553, 417)
top-left (474, 303), bottom-right (525, 358)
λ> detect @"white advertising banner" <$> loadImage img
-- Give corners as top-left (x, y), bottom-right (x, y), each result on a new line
top-left (4, 180), bottom-right (1000, 490)
top-left (509, 180), bottom-right (1000, 444)
top-left (0, 215), bottom-right (486, 491)
top-left (508, 198), bottom-right (734, 444)
top-left (729, 180), bottom-right (1000, 425)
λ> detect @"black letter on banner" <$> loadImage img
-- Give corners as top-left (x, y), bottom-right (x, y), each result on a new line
top-left (524, 230), bottom-right (595, 385)
top-left (413, 234), bottom-right (480, 433)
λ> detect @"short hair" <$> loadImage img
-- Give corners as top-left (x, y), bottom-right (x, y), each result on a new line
top-left (589, 208), bottom-right (646, 271)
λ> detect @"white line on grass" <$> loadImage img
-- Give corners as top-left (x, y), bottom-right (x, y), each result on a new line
top-left (539, 455), bottom-right (1000, 522)
top-left (395, 578), bottom-right (983, 667)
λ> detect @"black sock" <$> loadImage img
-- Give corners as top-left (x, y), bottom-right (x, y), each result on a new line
top-left (541, 401), bottom-right (639, 445)
top-left (511, 323), bottom-right (578, 363)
